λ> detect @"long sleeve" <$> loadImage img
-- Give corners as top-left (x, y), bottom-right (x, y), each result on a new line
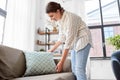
top-left (63, 16), bottom-right (77, 49)
top-left (57, 30), bottom-right (66, 43)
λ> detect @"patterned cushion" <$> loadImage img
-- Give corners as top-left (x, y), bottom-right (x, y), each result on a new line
top-left (24, 51), bottom-right (56, 76)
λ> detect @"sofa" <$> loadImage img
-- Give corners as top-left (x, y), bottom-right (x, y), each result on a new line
top-left (111, 50), bottom-right (120, 80)
top-left (0, 45), bottom-right (75, 80)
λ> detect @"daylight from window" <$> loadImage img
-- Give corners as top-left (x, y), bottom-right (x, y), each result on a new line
top-left (85, 0), bottom-right (120, 57)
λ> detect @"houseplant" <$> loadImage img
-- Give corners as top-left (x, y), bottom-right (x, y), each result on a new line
top-left (107, 34), bottom-right (120, 50)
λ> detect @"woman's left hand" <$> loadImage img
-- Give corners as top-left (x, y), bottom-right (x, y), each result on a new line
top-left (56, 60), bottom-right (64, 73)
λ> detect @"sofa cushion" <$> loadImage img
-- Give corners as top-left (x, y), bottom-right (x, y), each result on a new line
top-left (0, 45), bottom-right (26, 79)
top-left (54, 59), bottom-right (72, 72)
top-left (11, 72), bottom-right (75, 80)
top-left (24, 51), bottom-right (56, 76)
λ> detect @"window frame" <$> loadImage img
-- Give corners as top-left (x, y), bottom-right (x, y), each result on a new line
top-left (87, 0), bottom-right (120, 58)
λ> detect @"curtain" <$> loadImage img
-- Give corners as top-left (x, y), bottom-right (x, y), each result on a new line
top-left (3, 0), bottom-right (36, 51)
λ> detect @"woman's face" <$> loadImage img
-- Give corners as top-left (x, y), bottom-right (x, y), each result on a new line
top-left (47, 10), bottom-right (62, 21)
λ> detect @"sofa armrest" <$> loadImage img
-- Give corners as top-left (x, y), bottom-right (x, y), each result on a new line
top-left (54, 59), bottom-right (72, 72)
top-left (0, 45), bottom-right (26, 79)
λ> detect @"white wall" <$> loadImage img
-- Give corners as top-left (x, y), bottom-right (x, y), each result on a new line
top-left (90, 59), bottom-right (115, 80)
top-left (34, 0), bottom-right (46, 51)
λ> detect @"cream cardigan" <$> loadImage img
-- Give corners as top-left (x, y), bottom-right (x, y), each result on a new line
top-left (57, 11), bottom-right (92, 52)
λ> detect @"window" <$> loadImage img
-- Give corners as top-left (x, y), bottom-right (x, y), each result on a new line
top-left (101, 0), bottom-right (120, 25)
top-left (0, 0), bottom-right (7, 44)
top-left (85, 0), bottom-right (120, 57)
top-left (85, 0), bottom-right (101, 26)
top-left (89, 29), bottom-right (103, 57)
top-left (104, 27), bottom-right (114, 39)
top-left (105, 26), bottom-right (120, 57)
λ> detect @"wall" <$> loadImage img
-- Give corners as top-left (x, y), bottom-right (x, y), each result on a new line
top-left (90, 59), bottom-right (115, 80)
top-left (34, 0), bottom-right (45, 51)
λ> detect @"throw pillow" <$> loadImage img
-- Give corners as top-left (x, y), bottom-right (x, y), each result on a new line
top-left (24, 51), bottom-right (56, 76)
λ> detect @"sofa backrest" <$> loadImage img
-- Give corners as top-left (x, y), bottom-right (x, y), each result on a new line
top-left (0, 45), bottom-right (26, 80)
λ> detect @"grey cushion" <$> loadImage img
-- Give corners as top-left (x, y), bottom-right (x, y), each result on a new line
top-left (11, 72), bottom-right (75, 80)
top-left (0, 45), bottom-right (26, 79)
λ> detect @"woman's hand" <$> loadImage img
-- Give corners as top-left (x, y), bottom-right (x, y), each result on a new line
top-left (56, 49), bottom-right (69, 73)
top-left (56, 60), bottom-right (64, 73)
top-left (47, 41), bottom-right (62, 52)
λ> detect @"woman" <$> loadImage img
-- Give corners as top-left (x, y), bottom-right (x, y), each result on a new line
top-left (46, 2), bottom-right (92, 80)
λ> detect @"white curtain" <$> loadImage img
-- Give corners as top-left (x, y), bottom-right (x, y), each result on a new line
top-left (3, 0), bottom-right (36, 51)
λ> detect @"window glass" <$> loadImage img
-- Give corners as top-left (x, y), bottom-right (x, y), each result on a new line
top-left (105, 26), bottom-right (120, 57)
top-left (101, 0), bottom-right (120, 24)
top-left (104, 27), bottom-right (114, 39)
top-left (89, 29), bottom-right (103, 57)
top-left (85, 0), bottom-right (101, 26)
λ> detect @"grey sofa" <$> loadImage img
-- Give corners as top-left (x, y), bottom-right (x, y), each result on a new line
top-left (0, 45), bottom-right (75, 80)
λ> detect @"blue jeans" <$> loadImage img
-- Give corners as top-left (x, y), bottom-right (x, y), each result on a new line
top-left (71, 44), bottom-right (91, 80)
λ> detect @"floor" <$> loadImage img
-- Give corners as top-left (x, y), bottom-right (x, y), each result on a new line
top-left (91, 79), bottom-right (113, 80)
